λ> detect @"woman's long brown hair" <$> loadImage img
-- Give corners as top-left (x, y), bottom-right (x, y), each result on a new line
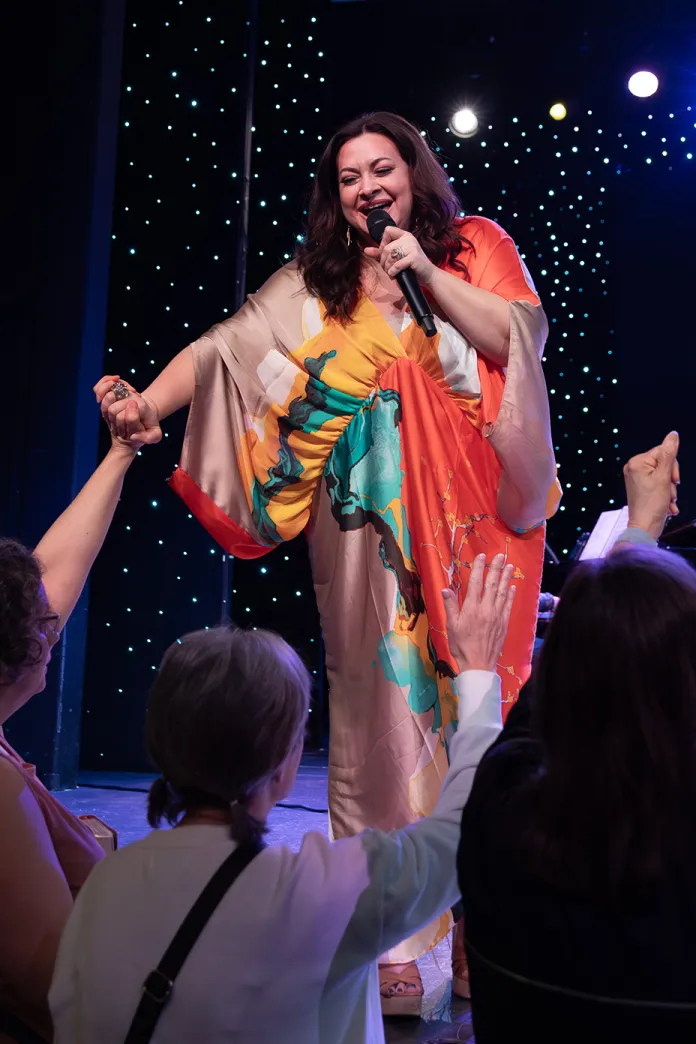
top-left (528, 547), bottom-right (696, 899)
top-left (296, 111), bottom-right (473, 323)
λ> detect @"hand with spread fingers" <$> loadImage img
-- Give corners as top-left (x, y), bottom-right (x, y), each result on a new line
top-left (93, 375), bottom-right (163, 447)
top-left (442, 553), bottom-right (516, 674)
top-left (363, 224), bottom-right (435, 285)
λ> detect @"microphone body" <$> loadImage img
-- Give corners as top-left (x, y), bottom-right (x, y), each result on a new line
top-left (366, 209), bottom-right (437, 338)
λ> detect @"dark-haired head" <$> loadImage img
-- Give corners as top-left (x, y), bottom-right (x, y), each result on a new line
top-left (529, 545), bottom-right (696, 898)
top-left (0, 539), bottom-right (58, 723)
top-left (296, 111), bottom-right (472, 322)
top-left (146, 626), bottom-right (311, 846)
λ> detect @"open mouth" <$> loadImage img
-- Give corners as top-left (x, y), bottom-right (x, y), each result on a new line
top-left (359, 201), bottom-right (392, 216)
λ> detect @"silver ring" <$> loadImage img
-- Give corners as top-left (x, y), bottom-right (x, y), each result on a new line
top-left (390, 246), bottom-right (406, 261)
top-left (111, 381), bottom-right (130, 401)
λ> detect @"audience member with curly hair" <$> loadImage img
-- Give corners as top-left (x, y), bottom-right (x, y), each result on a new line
top-left (0, 391), bottom-right (144, 1042)
top-left (0, 543), bottom-right (45, 687)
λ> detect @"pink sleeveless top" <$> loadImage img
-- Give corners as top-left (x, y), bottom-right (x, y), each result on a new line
top-left (0, 730), bottom-right (105, 1040)
top-left (0, 730), bottom-right (104, 895)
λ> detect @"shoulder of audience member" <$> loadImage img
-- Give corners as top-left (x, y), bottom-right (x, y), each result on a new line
top-left (0, 753), bottom-right (37, 804)
top-left (290, 829), bottom-right (372, 890)
top-left (469, 725), bottom-right (543, 802)
top-left (0, 752), bottom-right (24, 792)
top-left (74, 827), bottom-right (371, 897)
top-left (0, 754), bottom-right (54, 846)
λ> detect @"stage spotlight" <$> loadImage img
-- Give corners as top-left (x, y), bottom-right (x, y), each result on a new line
top-left (549, 103), bottom-right (567, 121)
top-left (450, 108), bottom-right (479, 138)
top-left (628, 71), bottom-right (658, 98)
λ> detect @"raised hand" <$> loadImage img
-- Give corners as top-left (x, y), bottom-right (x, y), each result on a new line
top-left (442, 553), bottom-right (516, 674)
top-left (623, 431), bottom-right (679, 541)
top-left (94, 375), bottom-right (163, 446)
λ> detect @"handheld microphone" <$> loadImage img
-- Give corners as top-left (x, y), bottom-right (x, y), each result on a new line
top-left (366, 209), bottom-right (437, 338)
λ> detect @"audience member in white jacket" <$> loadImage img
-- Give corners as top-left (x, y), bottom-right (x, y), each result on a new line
top-left (49, 552), bottom-right (515, 1044)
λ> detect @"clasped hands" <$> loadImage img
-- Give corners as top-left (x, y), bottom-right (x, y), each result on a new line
top-left (93, 375), bottom-right (162, 446)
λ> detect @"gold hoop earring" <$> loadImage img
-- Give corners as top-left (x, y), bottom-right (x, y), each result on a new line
top-left (346, 225), bottom-right (352, 247)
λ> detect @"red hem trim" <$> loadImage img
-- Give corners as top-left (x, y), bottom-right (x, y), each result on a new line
top-left (168, 468), bottom-right (274, 560)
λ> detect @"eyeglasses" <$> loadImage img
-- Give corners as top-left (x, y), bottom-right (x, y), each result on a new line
top-left (37, 613), bottom-right (61, 640)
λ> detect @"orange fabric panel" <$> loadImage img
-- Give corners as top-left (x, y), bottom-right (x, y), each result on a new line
top-left (447, 217), bottom-right (543, 437)
top-left (380, 358), bottom-right (543, 716)
top-left (458, 216), bottom-right (541, 305)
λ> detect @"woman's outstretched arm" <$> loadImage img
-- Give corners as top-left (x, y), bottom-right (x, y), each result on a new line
top-left (141, 346), bottom-right (196, 421)
top-left (34, 420), bottom-right (141, 626)
top-left (96, 345), bottom-right (195, 445)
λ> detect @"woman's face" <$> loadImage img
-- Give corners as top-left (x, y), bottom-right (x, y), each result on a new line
top-left (337, 132), bottom-right (413, 239)
top-left (0, 585), bottom-right (60, 724)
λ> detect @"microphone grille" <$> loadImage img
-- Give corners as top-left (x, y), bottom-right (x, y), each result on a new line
top-left (366, 208), bottom-right (395, 244)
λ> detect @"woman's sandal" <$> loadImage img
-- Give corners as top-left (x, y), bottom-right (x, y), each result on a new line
top-left (451, 917), bottom-right (471, 1000)
top-left (379, 960), bottom-right (424, 1017)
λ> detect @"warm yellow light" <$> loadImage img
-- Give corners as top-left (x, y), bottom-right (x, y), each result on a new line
top-left (549, 103), bottom-right (567, 121)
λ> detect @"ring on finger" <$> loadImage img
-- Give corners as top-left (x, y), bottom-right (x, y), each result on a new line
top-left (390, 246), bottom-right (406, 261)
top-left (111, 380), bottom-right (130, 401)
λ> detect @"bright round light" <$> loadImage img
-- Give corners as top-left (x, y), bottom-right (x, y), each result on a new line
top-left (450, 108), bottom-right (479, 138)
top-left (549, 103), bottom-right (567, 121)
top-left (628, 71), bottom-right (658, 98)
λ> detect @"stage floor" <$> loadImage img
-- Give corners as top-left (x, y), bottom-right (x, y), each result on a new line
top-left (57, 755), bottom-right (475, 1043)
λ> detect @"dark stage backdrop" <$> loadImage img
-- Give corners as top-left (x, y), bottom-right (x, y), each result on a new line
top-left (2, 0), bottom-right (126, 784)
top-left (80, 0), bottom-right (696, 771)
top-left (613, 160), bottom-right (696, 521)
top-left (81, 3), bottom-right (329, 770)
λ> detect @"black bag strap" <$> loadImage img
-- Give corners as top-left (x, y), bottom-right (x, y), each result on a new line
top-left (123, 840), bottom-right (263, 1044)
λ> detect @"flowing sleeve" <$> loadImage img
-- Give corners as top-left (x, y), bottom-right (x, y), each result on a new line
top-left (464, 217), bottom-right (541, 306)
top-left (168, 263), bottom-right (320, 558)
top-left (461, 217), bottom-right (562, 531)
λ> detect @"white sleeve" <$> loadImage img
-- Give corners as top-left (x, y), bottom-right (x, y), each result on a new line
top-left (613, 526), bottom-right (657, 548)
top-left (328, 670), bottom-right (502, 976)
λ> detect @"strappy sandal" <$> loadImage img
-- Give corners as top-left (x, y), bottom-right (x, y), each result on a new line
top-left (451, 917), bottom-right (471, 1000)
top-left (379, 960), bottom-right (424, 1016)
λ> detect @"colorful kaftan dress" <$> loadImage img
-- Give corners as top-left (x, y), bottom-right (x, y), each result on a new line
top-left (170, 217), bottom-right (560, 961)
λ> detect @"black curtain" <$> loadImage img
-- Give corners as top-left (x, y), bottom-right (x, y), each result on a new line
top-left (3, 1), bottom-right (125, 785)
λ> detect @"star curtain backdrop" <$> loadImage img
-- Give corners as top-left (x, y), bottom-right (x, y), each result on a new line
top-left (81, 3), bottom-right (329, 769)
top-left (80, 0), bottom-right (695, 771)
